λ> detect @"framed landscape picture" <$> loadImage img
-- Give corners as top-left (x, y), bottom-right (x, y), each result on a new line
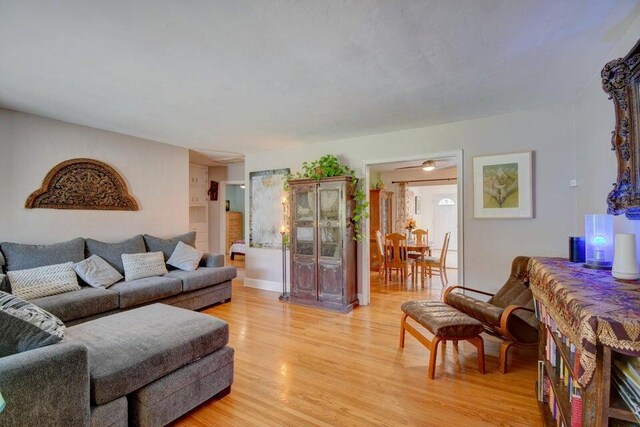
top-left (473, 152), bottom-right (533, 219)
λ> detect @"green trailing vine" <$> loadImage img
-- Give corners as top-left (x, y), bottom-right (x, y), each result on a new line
top-left (287, 154), bottom-right (369, 242)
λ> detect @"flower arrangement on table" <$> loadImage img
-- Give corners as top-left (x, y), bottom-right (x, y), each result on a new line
top-left (405, 217), bottom-right (416, 231)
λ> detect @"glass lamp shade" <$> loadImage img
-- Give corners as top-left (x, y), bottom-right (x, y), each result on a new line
top-left (584, 214), bottom-right (614, 270)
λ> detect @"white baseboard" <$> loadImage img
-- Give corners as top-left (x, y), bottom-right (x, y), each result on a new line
top-left (243, 278), bottom-right (282, 293)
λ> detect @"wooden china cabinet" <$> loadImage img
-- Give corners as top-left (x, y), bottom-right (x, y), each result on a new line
top-left (288, 177), bottom-right (358, 313)
top-left (369, 189), bottom-right (393, 271)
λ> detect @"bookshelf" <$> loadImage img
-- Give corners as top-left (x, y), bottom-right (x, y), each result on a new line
top-left (537, 302), bottom-right (639, 427)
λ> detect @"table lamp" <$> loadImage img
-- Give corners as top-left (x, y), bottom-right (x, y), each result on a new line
top-left (584, 214), bottom-right (613, 270)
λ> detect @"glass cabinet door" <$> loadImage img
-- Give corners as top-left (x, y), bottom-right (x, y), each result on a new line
top-left (318, 185), bottom-right (341, 259)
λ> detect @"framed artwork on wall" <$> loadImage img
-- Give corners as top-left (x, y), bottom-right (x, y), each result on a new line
top-left (473, 151), bottom-right (533, 219)
top-left (249, 168), bottom-right (290, 248)
top-left (415, 196), bottom-right (421, 214)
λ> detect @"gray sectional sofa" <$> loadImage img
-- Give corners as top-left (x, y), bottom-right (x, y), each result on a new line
top-left (0, 233), bottom-right (237, 427)
top-left (0, 233), bottom-right (236, 324)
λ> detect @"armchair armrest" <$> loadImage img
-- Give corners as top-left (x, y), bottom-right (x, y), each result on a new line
top-left (443, 285), bottom-right (495, 303)
top-left (0, 341), bottom-right (90, 426)
top-left (498, 305), bottom-right (537, 342)
top-left (200, 253), bottom-right (225, 268)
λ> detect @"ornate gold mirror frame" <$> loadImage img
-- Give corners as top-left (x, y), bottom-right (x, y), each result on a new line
top-left (25, 158), bottom-right (139, 211)
top-left (602, 39), bottom-right (640, 219)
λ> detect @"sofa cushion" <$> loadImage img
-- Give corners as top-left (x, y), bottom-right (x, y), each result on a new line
top-left (85, 235), bottom-right (146, 275)
top-left (73, 255), bottom-right (123, 288)
top-left (143, 232), bottom-right (196, 262)
top-left (0, 237), bottom-right (85, 271)
top-left (0, 291), bottom-right (65, 357)
top-left (8, 262), bottom-right (80, 300)
top-left (167, 241), bottom-right (203, 271)
top-left (31, 287), bottom-right (120, 323)
top-left (166, 266), bottom-right (237, 292)
top-left (109, 276), bottom-right (181, 308)
top-left (65, 303), bottom-right (229, 405)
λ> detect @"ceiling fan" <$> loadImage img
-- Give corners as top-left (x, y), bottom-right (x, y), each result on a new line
top-left (395, 159), bottom-right (449, 171)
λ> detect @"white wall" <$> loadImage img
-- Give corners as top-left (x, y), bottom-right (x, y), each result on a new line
top-left (244, 105), bottom-right (576, 296)
top-left (574, 13), bottom-right (640, 238)
top-left (0, 109), bottom-right (189, 243)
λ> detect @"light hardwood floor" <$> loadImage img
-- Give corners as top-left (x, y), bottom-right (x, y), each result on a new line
top-left (174, 270), bottom-right (541, 426)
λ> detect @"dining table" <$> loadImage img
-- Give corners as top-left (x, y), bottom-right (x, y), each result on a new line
top-left (383, 239), bottom-right (433, 283)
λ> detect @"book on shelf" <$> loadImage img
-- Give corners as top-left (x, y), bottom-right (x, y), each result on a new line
top-left (611, 357), bottom-right (640, 422)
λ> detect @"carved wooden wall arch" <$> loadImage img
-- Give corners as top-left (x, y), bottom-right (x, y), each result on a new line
top-left (25, 158), bottom-right (139, 211)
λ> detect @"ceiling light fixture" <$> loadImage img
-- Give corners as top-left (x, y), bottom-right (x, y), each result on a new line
top-left (422, 160), bottom-right (436, 172)
top-left (240, 184), bottom-right (245, 189)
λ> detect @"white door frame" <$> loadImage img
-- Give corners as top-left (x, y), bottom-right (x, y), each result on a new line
top-left (219, 180), bottom-right (245, 255)
top-left (360, 149), bottom-right (464, 306)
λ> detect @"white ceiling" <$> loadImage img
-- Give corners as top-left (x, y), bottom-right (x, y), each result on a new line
top-left (1, 1), bottom-right (638, 154)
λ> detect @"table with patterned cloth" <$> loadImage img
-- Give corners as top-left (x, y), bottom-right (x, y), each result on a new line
top-left (528, 257), bottom-right (640, 388)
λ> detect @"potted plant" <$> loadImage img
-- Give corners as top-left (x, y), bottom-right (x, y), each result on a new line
top-left (287, 154), bottom-right (369, 242)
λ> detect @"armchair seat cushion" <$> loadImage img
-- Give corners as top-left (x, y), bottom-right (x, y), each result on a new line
top-left (401, 300), bottom-right (483, 338)
top-left (445, 292), bottom-right (503, 327)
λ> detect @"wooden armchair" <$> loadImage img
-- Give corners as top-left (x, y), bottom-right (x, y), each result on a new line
top-left (442, 256), bottom-right (537, 373)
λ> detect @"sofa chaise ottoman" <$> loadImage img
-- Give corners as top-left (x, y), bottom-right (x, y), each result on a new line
top-left (0, 303), bottom-right (234, 427)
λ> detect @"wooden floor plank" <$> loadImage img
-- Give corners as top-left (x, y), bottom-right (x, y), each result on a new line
top-left (173, 270), bottom-right (541, 426)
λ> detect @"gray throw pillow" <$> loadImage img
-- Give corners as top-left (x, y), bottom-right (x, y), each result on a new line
top-left (0, 291), bottom-right (65, 357)
top-left (7, 262), bottom-right (80, 301)
top-left (0, 237), bottom-right (85, 272)
top-left (85, 235), bottom-right (146, 275)
top-left (0, 273), bottom-right (9, 293)
top-left (121, 252), bottom-right (168, 281)
top-left (167, 241), bottom-right (203, 271)
top-left (74, 255), bottom-right (123, 288)
top-left (0, 250), bottom-right (5, 267)
top-left (143, 232), bottom-right (197, 261)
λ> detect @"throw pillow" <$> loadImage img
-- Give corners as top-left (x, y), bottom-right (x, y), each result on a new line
top-left (74, 255), bottom-right (123, 288)
top-left (0, 291), bottom-right (65, 357)
top-left (85, 235), bottom-right (146, 275)
top-left (0, 273), bottom-right (9, 293)
top-left (7, 262), bottom-right (80, 300)
top-left (143, 232), bottom-right (197, 261)
top-left (0, 237), bottom-right (85, 272)
top-left (121, 252), bottom-right (168, 281)
top-left (167, 241), bottom-right (203, 271)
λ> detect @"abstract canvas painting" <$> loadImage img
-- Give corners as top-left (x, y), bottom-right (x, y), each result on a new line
top-left (473, 152), bottom-right (532, 218)
top-left (249, 168), bottom-right (290, 248)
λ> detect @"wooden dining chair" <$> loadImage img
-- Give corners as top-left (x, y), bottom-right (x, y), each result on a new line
top-left (384, 233), bottom-right (415, 284)
top-left (408, 229), bottom-right (429, 260)
top-left (375, 230), bottom-right (386, 279)
top-left (416, 232), bottom-right (451, 284)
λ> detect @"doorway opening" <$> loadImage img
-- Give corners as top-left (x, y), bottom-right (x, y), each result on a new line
top-left (362, 151), bottom-right (463, 305)
top-left (219, 181), bottom-right (246, 270)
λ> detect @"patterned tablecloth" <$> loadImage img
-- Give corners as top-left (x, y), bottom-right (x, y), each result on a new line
top-left (529, 257), bottom-right (640, 388)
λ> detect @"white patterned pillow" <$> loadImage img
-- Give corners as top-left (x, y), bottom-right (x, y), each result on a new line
top-left (121, 252), bottom-right (168, 281)
top-left (7, 262), bottom-right (80, 300)
top-left (0, 291), bottom-right (65, 357)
